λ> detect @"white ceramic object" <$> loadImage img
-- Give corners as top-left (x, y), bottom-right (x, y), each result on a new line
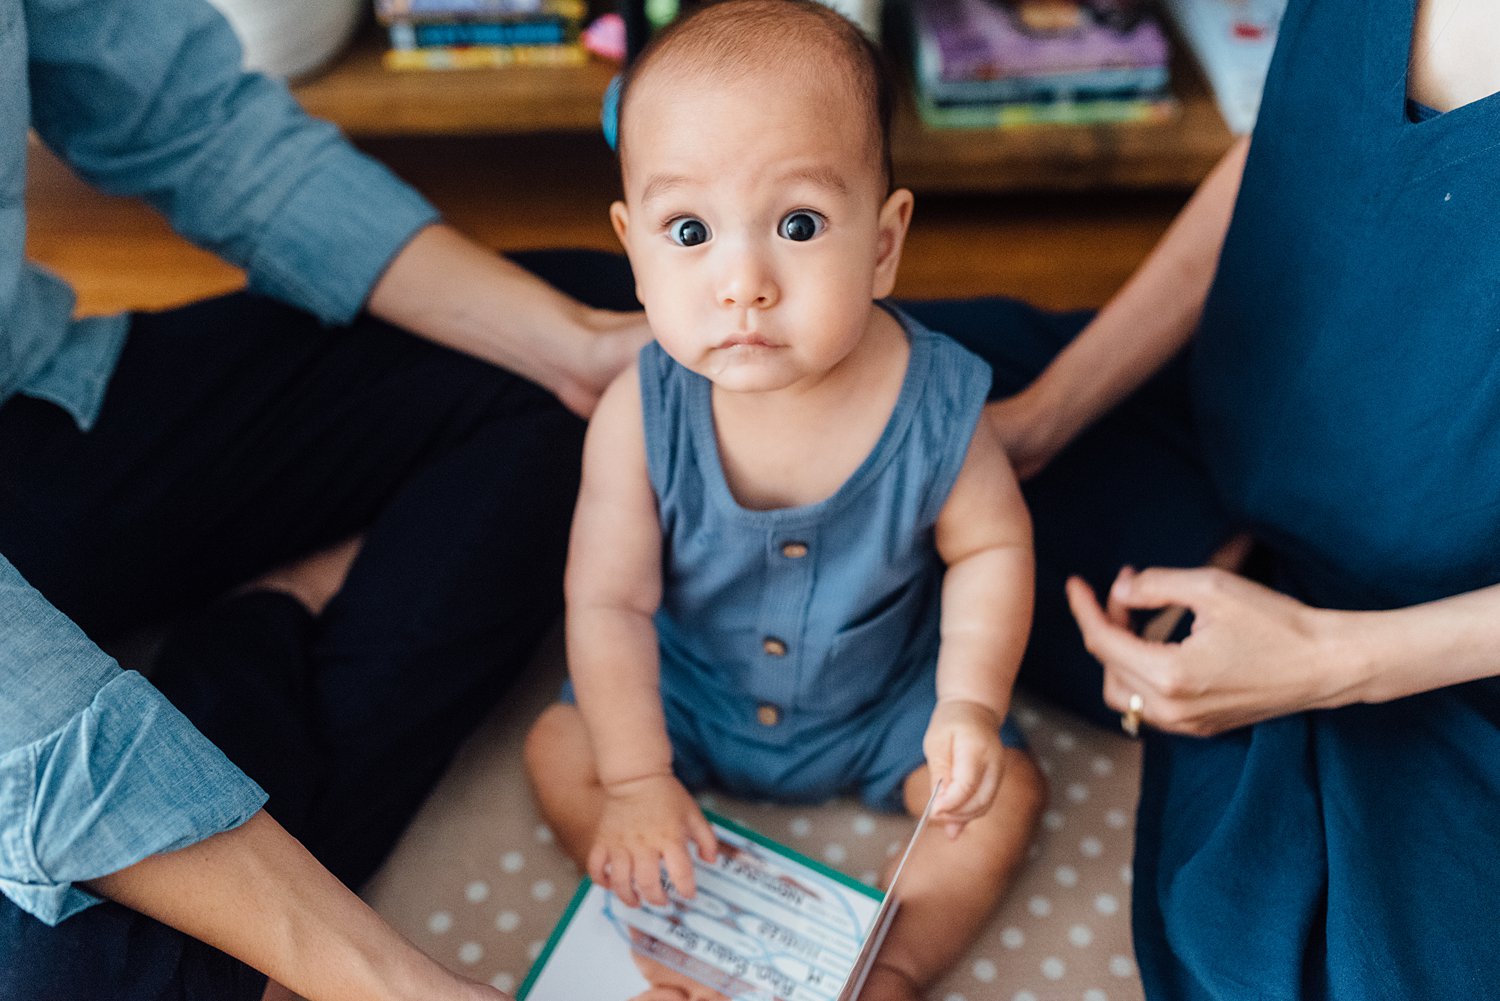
top-left (205, 0), bottom-right (366, 81)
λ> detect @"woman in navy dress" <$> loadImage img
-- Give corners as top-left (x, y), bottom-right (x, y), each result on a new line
top-left (906, 0), bottom-right (1500, 995)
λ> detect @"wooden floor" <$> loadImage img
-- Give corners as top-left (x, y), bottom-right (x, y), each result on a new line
top-left (25, 132), bottom-right (1187, 317)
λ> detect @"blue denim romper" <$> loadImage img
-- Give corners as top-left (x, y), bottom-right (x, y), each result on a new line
top-left (638, 303), bottom-right (1025, 812)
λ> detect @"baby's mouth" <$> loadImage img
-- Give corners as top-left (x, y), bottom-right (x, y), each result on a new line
top-left (716, 332), bottom-right (774, 350)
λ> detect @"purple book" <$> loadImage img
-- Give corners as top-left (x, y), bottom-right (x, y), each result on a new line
top-left (914, 0), bottom-right (1170, 82)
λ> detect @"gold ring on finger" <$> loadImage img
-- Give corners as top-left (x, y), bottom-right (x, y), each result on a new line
top-left (1121, 692), bottom-right (1145, 738)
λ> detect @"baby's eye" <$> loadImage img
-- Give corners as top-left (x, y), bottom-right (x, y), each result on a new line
top-left (668, 217), bottom-right (710, 247)
top-left (777, 210), bottom-right (826, 242)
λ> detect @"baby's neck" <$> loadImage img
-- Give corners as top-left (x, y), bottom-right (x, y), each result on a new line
top-left (710, 307), bottom-right (910, 511)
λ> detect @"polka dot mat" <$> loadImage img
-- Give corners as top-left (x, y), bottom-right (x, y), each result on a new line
top-left (365, 633), bottom-right (1144, 999)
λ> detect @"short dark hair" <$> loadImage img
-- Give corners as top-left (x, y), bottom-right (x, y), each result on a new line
top-left (616, 0), bottom-right (895, 192)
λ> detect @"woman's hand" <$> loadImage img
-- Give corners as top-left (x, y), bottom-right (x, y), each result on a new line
top-left (549, 303), bottom-right (653, 418)
top-left (589, 774), bottom-right (718, 908)
top-left (924, 699), bottom-right (1007, 838)
top-left (1065, 565), bottom-right (1365, 737)
top-left (368, 225), bottom-right (652, 419)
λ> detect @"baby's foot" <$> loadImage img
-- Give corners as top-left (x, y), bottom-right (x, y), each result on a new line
top-left (244, 536), bottom-right (362, 616)
top-left (856, 963), bottom-right (922, 1001)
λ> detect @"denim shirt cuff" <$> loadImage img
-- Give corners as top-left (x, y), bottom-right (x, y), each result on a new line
top-left (245, 148), bottom-right (440, 326)
top-left (0, 672), bottom-right (267, 926)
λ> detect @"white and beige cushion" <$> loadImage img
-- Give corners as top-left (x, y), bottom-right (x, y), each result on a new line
top-left (365, 629), bottom-right (1146, 999)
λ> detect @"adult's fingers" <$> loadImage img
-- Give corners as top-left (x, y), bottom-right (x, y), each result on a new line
top-left (1104, 565), bottom-right (1137, 629)
top-left (1066, 576), bottom-right (1172, 678)
top-left (1110, 565), bottom-right (1240, 614)
top-left (1101, 668), bottom-right (1138, 714)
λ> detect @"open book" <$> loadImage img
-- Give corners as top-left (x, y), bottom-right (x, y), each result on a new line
top-left (518, 788), bottom-right (940, 1001)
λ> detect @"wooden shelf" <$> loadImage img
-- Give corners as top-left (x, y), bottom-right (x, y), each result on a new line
top-left (294, 30), bottom-right (618, 135)
top-left (293, 30), bottom-right (1233, 192)
top-left (891, 53), bottom-right (1234, 192)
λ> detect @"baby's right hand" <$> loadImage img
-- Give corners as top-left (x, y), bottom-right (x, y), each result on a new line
top-left (588, 774), bottom-right (718, 907)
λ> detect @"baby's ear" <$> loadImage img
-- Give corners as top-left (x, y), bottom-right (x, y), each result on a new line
top-left (609, 200), bottom-right (631, 248)
top-left (872, 188), bottom-right (915, 299)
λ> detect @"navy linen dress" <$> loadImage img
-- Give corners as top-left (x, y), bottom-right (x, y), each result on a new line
top-left (1131, 0), bottom-right (1500, 996)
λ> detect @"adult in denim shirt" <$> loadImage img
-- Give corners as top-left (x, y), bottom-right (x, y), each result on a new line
top-left (0, 0), bottom-right (645, 998)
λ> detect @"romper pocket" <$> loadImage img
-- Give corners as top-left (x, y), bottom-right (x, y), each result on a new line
top-left (816, 578), bottom-right (936, 716)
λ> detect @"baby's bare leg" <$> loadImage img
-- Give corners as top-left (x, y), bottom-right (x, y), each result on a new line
top-left (862, 749), bottom-right (1045, 1001)
top-left (522, 703), bottom-right (608, 867)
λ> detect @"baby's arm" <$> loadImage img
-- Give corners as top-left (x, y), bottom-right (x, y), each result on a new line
top-left (928, 416), bottom-right (1035, 832)
top-left (564, 365), bottom-right (717, 906)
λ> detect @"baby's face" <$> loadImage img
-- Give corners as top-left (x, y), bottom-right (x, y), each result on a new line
top-left (612, 63), bottom-right (911, 395)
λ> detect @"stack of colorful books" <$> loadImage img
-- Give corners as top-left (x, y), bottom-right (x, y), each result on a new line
top-left (909, 0), bottom-right (1174, 127)
top-left (377, 0), bottom-right (589, 70)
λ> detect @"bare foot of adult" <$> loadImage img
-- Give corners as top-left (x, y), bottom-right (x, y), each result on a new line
top-left (245, 536), bottom-right (363, 616)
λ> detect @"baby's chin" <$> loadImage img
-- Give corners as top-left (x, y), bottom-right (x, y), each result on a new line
top-left (696, 358), bottom-right (807, 395)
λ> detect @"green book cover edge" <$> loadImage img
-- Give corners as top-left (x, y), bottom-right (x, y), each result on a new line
top-left (517, 808), bottom-right (885, 998)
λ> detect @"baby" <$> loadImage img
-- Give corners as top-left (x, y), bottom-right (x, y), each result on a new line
top-left (524, 1), bottom-right (1044, 997)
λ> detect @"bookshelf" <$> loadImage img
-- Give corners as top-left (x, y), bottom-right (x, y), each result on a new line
top-left (292, 28), bottom-right (1234, 192)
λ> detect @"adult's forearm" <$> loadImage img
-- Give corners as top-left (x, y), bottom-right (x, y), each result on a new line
top-left (1331, 580), bottom-right (1500, 706)
top-left (368, 225), bottom-right (587, 382)
top-left (1014, 137), bottom-right (1249, 445)
top-left (366, 224), bottom-right (648, 418)
top-left (86, 811), bottom-right (494, 1001)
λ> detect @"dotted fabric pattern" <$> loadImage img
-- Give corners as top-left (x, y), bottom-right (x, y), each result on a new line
top-left (365, 631), bottom-right (1144, 1000)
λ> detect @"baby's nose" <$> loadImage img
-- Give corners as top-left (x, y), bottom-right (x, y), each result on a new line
top-left (717, 248), bottom-right (778, 309)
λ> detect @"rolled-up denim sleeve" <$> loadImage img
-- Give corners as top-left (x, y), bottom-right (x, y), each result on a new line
top-left (25, 0), bottom-right (439, 324)
top-left (0, 556), bottom-right (266, 926)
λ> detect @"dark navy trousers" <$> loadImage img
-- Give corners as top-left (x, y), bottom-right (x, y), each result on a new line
top-left (0, 251), bottom-right (1230, 1000)
top-left (0, 250), bottom-right (634, 1000)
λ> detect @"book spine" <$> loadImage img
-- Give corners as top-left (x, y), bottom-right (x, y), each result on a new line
top-left (388, 17), bottom-right (575, 50)
top-left (376, 0), bottom-right (585, 26)
top-left (382, 42), bottom-right (587, 69)
top-left (919, 66), bottom-right (1170, 104)
top-left (916, 92), bottom-right (1177, 128)
top-left (910, 0), bottom-right (1170, 83)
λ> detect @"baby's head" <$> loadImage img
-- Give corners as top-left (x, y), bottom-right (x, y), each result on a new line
top-left (616, 0), bottom-right (894, 193)
top-left (610, 0), bottom-right (914, 393)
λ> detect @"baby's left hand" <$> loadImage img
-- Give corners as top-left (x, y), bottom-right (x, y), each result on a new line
top-left (923, 698), bottom-right (1006, 838)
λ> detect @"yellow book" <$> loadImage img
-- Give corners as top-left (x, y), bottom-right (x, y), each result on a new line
top-left (383, 42), bottom-right (587, 70)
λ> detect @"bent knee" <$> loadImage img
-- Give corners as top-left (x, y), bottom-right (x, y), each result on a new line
top-left (523, 702), bottom-right (586, 779)
top-left (1002, 748), bottom-right (1048, 822)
